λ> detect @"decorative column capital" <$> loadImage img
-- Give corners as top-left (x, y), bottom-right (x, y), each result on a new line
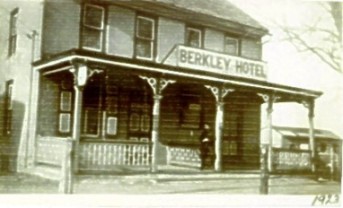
top-left (69, 61), bottom-right (103, 88)
top-left (301, 99), bottom-right (315, 118)
top-left (139, 76), bottom-right (175, 95)
top-left (205, 85), bottom-right (234, 102)
top-left (257, 93), bottom-right (281, 103)
top-left (257, 93), bottom-right (280, 113)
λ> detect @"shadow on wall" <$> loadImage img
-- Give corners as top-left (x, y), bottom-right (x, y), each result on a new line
top-left (0, 93), bottom-right (26, 173)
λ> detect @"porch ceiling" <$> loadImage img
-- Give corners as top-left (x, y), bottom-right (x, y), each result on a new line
top-left (33, 49), bottom-right (322, 103)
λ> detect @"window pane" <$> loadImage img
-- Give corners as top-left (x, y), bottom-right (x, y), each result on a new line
top-left (136, 39), bottom-right (152, 58)
top-left (180, 94), bottom-right (201, 128)
top-left (84, 5), bottom-right (103, 29)
top-left (106, 116), bottom-right (117, 135)
top-left (9, 35), bottom-right (17, 56)
top-left (129, 113), bottom-right (140, 132)
top-left (186, 29), bottom-right (201, 48)
top-left (82, 28), bottom-right (101, 49)
top-left (137, 17), bottom-right (153, 39)
top-left (83, 108), bottom-right (99, 135)
top-left (59, 113), bottom-right (71, 133)
top-left (5, 111), bottom-right (12, 135)
top-left (10, 9), bottom-right (18, 36)
top-left (141, 114), bottom-right (150, 132)
top-left (224, 37), bottom-right (238, 55)
top-left (60, 91), bottom-right (72, 111)
top-left (105, 96), bottom-right (118, 114)
top-left (7, 83), bottom-right (13, 110)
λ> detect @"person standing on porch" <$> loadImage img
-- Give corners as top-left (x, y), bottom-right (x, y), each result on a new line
top-left (199, 124), bottom-right (211, 170)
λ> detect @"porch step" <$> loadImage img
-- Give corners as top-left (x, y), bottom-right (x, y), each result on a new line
top-left (32, 165), bottom-right (61, 181)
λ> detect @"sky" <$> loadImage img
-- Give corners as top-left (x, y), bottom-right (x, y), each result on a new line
top-left (229, 0), bottom-right (343, 137)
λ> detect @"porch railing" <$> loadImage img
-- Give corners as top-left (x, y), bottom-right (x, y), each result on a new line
top-left (272, 148), bottom-right (311, 171)
top-left (166, 144), bottom-right (201, 168)
top-left (36, 136), bottom-right (73, 167)
top-left (36, 136), bottom-right (74, 193)
top-left (78, 141), bottom-right (151, 171)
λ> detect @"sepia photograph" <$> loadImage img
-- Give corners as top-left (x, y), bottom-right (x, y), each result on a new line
top-left (0, 0), bottom-right (341, 207)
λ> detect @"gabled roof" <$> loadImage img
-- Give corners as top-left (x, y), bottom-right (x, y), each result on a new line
top-left (153, 0), bottom-right (267, 31)
top-left (273, 126), bottom-right (341, 140)
top-left (108, 0), bottom-right (269, 36)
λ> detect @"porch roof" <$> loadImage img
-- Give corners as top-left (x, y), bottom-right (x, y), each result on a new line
top-left (33, 49), bottom-right (322, 102)
top-left (273, 126), bottom-right (341, 140)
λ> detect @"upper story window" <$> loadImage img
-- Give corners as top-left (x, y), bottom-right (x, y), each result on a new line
top-left (224, 36), bottom-right (239, 55)
top-left (186, 27), bottom-right (202, 48)
top-left (135, 16), bottom-right (156, 60)
top-left (81, 4), bottom-right (105, 51)
top-left (8, 8), bottom-right (19, 56)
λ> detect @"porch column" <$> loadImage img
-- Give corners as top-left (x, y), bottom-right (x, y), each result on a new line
top-left (303, 99), bottom-right (316, 172)
top-left (71, 85), bottom-right (83, 173)
top-left (206, 86), bottom-right (234, 172)
top-left (70, 60), bottom-right (103, 173)
top-left (258, 93), bottom-right (279, 172)
top-left (140, 76), bottom-right (175, 173)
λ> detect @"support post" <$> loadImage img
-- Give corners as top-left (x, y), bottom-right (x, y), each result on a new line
top-left (205, 86), bottom-right (234, 172)
top-left (69, 61), bottom-right (102, 173)
top-left (140, 76), bottom-right (175, 173)
top-left (266, 95), bottom-right (274, 172)
top-left (260, 144), bottom-right (269, 194)
top-left (329, 144), bottom-right (334, 181)
top-left (258, 93), bottom-right (277, 173)
top-left (151, 94), bottom-right (162, 173)
top-left (304, 99), bottom-right (316, 173)
top-left (257, 93), bottom-right (279, 194)
top-left (58, 139), bottom-right (74, 194)
top-left (214, 101), bottom-right (224, 171)
top-left (72, 85), bottom-right (83, 173)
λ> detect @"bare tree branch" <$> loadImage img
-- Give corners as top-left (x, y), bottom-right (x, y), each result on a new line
top-left (273, 2), bottom-right (342, 73)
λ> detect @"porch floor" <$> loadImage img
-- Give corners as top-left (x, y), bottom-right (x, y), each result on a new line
top-left (78, 164), bottom-right (260, 177)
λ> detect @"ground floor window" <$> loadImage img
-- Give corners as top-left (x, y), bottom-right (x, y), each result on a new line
top-left (178, 87), bottom-right (203, 129)
top-left (128, 87), bottom-right (151, 141)
top-left (3, 80), bottom-right (13, 136)
top-left (58, 78), bottom-right (73, 135)
top-left (81, 74), bottom-right (119, 138)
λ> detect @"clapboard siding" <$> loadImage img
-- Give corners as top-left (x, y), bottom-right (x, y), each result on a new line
top-left (160, 84), bottom-right (215, 145)
top-left (222, 92), bottom-right (261, 169)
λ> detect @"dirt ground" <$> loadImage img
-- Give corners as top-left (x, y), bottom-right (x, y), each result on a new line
top-left (0, 172), bottom-right (340, 195)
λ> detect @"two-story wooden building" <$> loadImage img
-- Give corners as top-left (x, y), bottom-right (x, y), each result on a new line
top-left (0, 0), bottom-right (322, 177)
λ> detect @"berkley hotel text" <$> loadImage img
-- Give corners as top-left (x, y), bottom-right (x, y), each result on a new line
top-left (178, 46), bottom-right (267, 80)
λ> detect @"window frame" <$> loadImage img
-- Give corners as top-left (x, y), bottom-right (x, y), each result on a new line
top-left (135, 15), bottom-right (156, 61)
top-left (3, 80), bottom-right (14, 136)
top-left (58, 80), bottom-right (73, 135)
top-left (80, 74), bottom-right (120, 139)
top-left (185, 26), bottom-right (203, 48)
top-left (224, 35), bottom-right (240, 56)
top-left (81, 4), bottom-right (105, 52)
top-left (179, 91), bottom-right (203, 130)
top-left (128, 88), bottom-right (152, 141)
top-left (8, 8), bottom-right (19, 57)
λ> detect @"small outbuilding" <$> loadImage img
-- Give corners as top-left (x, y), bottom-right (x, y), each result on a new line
top-left (271, 126), bottom-right (341, 180)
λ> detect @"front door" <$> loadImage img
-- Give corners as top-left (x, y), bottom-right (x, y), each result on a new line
top-left (128, 88), bottom-right (151, 141)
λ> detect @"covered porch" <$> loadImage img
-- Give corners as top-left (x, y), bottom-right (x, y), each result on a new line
top-left (25, 50), bottom-right (322, 183)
